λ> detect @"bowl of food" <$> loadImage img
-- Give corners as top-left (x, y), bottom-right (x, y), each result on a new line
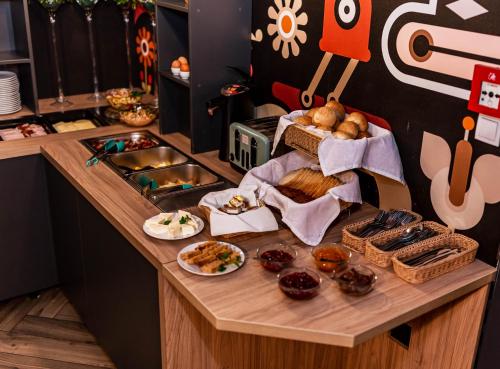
top-left (332, 264), bottom-right (377, 296)
top-left (312, 244), bottom-right (351, 273)
top-left (120, 105), bottom-right (157, 127)
top-left (278, 267), bottom-right (321, 300)
top-left (106, 88), bottom-right (143, 111)
top-left (256, 244), bottom-right (297, 272)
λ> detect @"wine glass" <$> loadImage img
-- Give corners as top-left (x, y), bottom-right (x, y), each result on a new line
top-left (38, 0), bottom-right (72, 107)
top-left (114, 0), bottom-right (134, 89)
top-left (75, 0), bottom-right (104, 101)
top-left (138, 0), bottom-right (158, 108)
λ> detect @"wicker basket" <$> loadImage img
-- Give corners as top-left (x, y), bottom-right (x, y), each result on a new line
top-left (391, 233), bottom-right (478, 284)
top-left (284, 124), bottom-right (323, 157)
top-left (365, 221), bottom-right (451, 268)
top-left (341, 209), bottom-right (422, 253)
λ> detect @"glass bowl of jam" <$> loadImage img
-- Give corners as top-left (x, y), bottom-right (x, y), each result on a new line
top-left (311, 244), bottom-right (351, 273)
top-left (332, 264), bottom-right (377, 296)
top-left (256, 244), bottom-right (297, 272)
top-left (278, 267), bottom-right (321, 300)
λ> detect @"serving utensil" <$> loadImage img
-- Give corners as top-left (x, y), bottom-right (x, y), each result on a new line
top-left (377, 224), bottom-right (437, 252)
top-left (356, 210), bottom-right (416, 238)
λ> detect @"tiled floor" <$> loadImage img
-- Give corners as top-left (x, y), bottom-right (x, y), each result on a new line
top-left (0, 288), bottom-right (115, 369)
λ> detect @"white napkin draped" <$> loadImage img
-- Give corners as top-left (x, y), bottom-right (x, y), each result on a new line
top-left (239, 151), bottom-right (362, 246)
top-left (272, 110), bottom-right (405, 184)
top-left (198, 187), bottom-right (279, 236)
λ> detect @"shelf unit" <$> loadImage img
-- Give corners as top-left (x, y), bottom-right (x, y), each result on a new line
top-left (0, 0), bottom-right (39, 121)
top-left (156, 0), bottom-right (251, 153)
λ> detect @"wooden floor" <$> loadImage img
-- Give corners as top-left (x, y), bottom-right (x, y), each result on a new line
top-left (0, 288), bottom-right (115, 369)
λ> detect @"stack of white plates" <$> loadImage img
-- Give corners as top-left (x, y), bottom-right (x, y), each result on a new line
top-left (0, 71), bottom-right (22, 115)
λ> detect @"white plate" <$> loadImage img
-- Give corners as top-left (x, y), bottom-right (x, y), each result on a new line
top-left (0, 106), bottom-right (21, 115)
top-left (143, 213), bottom-right (204, 240)
top-left (177, 241), bottom-right (245, 276)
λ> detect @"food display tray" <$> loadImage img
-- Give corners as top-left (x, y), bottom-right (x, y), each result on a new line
top-left (80, 130), bottom-right (167, 154)
top-left (0, 116), bottom-right (52, 141)
top-left (364, 221), bottom-right (451, 268)
top-left (391, 233), bottom-right (478, 284)
top-left (341, 209), bottom-right (422, 253)
top-left (42, 108), bottom-right (107, 133)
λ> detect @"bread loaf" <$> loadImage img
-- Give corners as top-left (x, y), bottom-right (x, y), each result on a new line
top-left (293, 115), bottom-right (313, 126)
top-left (331, 131), bottom-right (353, 140)
top-left (313, 107), bottom-right (337, 131)
top-left (345, 112), bottom-right (368, 132)
top-left (278, 168), bottom-right (342, 200)
top-left (325, 100), bottom-right (346, 122)
top-left (336, 121), bottom-right (359, 138)
top-left (306, 107), bottom-right (320, 119)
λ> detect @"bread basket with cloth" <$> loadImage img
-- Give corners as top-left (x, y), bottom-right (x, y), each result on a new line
top-left (240, 150), bottom-right (362, 245)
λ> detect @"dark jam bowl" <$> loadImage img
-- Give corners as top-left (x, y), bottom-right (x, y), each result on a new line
top-left (278, 268), bottom-right (321, 300)
top-left (332, 264), bottom-right (377, 296)
top-left (256, 244), bottom-right (297, 272)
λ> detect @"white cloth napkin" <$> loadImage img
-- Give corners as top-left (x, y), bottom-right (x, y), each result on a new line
top-left (198, 187), bottom-right (279, 236)
top-left (272, 110), bottom-right (405, 184)
top-left (239, 151), bottom-right (362, 246)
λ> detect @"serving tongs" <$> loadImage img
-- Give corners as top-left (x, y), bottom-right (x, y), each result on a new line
top-left (86, 139), bottom-right (125, 167)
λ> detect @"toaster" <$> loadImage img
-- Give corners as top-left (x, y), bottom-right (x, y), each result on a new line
top-left (229, 116), bottom-right (279, 171)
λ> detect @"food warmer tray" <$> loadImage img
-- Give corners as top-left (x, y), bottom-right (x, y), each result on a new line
top-left (0, 116), bottom-right (52, 141)
top-left (42, 108), bottom-right (108, 133)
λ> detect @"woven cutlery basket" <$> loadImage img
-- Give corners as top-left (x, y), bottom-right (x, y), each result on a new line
top-left (391, 233), bottom-right (478, 284)
top-left (341, 209), bottom-right (422, 253)
top-left (365, 221), bottom-right (451, 268)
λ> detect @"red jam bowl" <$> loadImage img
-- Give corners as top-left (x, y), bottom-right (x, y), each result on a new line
top-left (256, 244), bottom-right (297, 272)
top-left (278, 267), bottom-right (321, 300)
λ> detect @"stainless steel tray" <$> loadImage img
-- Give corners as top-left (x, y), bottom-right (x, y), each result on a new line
top-left (129, 163), bottom-right (221, 196)
top-left (108, 146), bottom-right (189, 175)
top-left (81, 131), bottom-right (163, 153)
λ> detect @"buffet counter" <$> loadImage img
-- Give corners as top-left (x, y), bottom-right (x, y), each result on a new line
top-left (35, 127), bottom-right (496, 369)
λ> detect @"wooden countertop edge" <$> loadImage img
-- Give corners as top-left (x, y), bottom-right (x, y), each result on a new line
top-left (0, 125), bottom-right (140, 160)
top-left (41, 145), bottom-right (165, 270)
top-left (351, 268), bottom-right (496, 346)
top-left (161, 260), bottom-right (496, 348)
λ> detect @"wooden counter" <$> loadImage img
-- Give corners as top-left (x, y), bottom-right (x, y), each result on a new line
top-left (1, 122), bottom-right (496, 369)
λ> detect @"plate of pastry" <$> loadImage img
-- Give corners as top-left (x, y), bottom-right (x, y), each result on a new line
top-left (177, 240), bottom-right (245, 276)
top-left (143, 210), bottom-right (204, 240)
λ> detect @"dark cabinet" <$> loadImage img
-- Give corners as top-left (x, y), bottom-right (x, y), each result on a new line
top-left (45, 161), bottom-right (87, 315)
top-left (45, 160), bottom-right (162, 369)
top-left (78, 197), bottom-right (161, 369)
top-left (0, 155), bottom-right (57, 301)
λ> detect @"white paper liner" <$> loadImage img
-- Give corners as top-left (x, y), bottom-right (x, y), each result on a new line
top-left (272, 110), bottom-right (405, 184)
top-left (198, 187), bottom-right (279, 236)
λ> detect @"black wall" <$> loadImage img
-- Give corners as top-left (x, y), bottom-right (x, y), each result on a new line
top-left (28, 0), bottom-right (136, 98)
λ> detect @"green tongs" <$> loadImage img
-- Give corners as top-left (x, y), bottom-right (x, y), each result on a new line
top-left (86, 140), bottom-right (125, 167)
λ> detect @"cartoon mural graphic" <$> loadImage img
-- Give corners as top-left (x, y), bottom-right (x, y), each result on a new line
top-left (421, 119), bottom-right (500, 230)
top-left (381, 0), bottom-right (500, 100)
top-left (251, 0), bottom-right (500, 264)
top-left (267, 0), bottom-right (308, 59)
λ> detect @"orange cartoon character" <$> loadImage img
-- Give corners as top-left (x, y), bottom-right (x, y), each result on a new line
top-left (319, 0), bottom-right (371, 62)
top-left (301, 0), bottom-right (372, 107)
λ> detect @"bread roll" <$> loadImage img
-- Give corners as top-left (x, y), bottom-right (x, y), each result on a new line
top-left (356, 130), bottom-right (371, 139)
top-left (306, 107), bottom-right (320, 118)
top-left (336, 121), bottom-right (359, 138)
top-left (325, 100), bottom-right (345, 122)
top-left (331, 131), bottom-right (353, 140)
top-left (293, 115), bottom-right (313, 126)
top-left (278, 168), bottom-right (342, 199)
top-left (313, 107), bottom-right (337, 131)
top-left (345, 112), bottom-right (368, 132)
